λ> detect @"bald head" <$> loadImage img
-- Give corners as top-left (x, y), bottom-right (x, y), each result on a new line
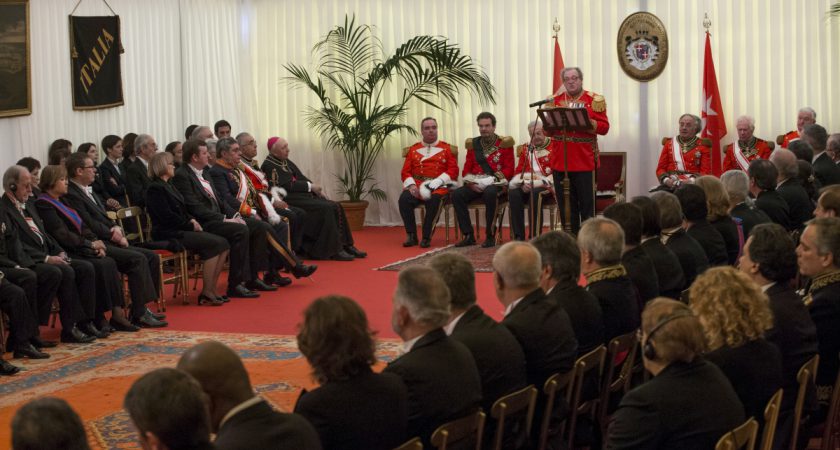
top-left (770, 148), bottom-right (799, 180)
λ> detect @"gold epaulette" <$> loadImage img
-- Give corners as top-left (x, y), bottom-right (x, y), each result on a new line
top-left (661, 137), bottom-right (670, 145)
top-left (591, 93), bottom-right (606, 113)
top-left (401, 146), bottom-right (412, 158)
top-left (465, 138), bottom-right (474, 149)
top-left (700, 138), bottom-right (713, 147)
top-left (500, 136), bottom-right (515, 148)
top-left (763, 139), bottom-right (776, 151)
top-left (776, 134), bottom-right (786, 145)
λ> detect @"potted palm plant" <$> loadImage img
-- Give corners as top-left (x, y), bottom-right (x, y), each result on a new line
top-left (285, 15), bottom-right (496, 229)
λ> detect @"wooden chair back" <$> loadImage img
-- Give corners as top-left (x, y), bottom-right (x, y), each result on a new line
top-left (760, 389), bottom-right (783, 450)
top-left (599, 330), bottom-right (638, 434)
top-left (790, 354), bottom-right (820, 450)
top-left (716, 418), bottom-right (759, 450)
top-left (430, 410), bottom-right (485, 450)
top-left (817, 368), bottom-right (840, 450)
top-left (490, 385), bottom-right (537, 450)
top-left (567, 345), bottom-right (607, 449)
top-left (538, 370), bottom-right (574, 450)
top-left (393, 437), bottom-right (423, 450)
top-left (112, 206), bottom-right (146, 243)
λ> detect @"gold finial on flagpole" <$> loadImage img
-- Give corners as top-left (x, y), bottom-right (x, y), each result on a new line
top-left (553, 18), bottom-right (561, 38)
top-left (703, 13), bottom-right (712, 31)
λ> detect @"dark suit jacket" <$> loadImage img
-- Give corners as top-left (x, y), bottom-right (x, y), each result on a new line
top-left (813, 152), bottom-right (840, 188)
top-left (686, 220), bottom-right (728, 266)
top-left (208, 163), bottom-right (250, 214)
top-left (546, 282), bottom-right (604, 355)
top-left (640, 238), bottom-right (686, 299)
top-left (261, 156), bottom-right (314, 200)
top-left (731, 202), bottom-right (771, 238)
top-left (0, 207), bottom-right (30, 268)
top-left (1, 196), bottom-right (64, 265)
top-left (622, 246), bottom-right (659, 304)
top-left (125, 158), bottom-right (152, 208)
top-left (709, 216), bottom-right (741, 265)
top-left (607, 359), bottom-right (745, 450)
top-left (294, 369), bottom-right (408, 450)
top-left (98, 158), bottom-right (128, 206)
top-left (808, 279), bottom-right (840, 396)
top-left (451, 304), bottom-right (528, 410)
top-left (215, 399), bottom-right (321, 450)
top-left (765, 282), bottom-right (819, 411)
top-left (145, 178), bottom-right (195, 240)
top-left (664, 228), bottom-right (709, 287)
top-left (776, 178), bottom-right (814, 231)
top-left (63, 181), bottom-right (117, 241)
top-left (587, 273), bottom-right (641, 343)
top-left (171, 164), bottom-right (236, 224)
top-left (383, 328), bottom-right (481, 446)
top-left (756, 190), bottom-right (793, 231)
top-left (34, 197), bottom-right (99, 254)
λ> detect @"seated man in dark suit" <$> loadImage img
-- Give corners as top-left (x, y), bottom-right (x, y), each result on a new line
top-left (607, 298), bottom-right (744, 449)
top-left (0, 274), bottom-right (46, 363)
top-left (603, 202), bottom-right (660, 304)
top-left (11, 397), bottom-right (89, 450)
top-left (98, 134), bottom-right (129, 209)
top-left (384, 266), bottom-right (482, 446)
top-left (62, 153), bottom-right (166, 328)
top-left (178, 341), bottom-right (321, 450)
top-left (772, 148), bottom-right (815, 231)
top-left (124, 368), bottom-right (215, 450)
top-left (579, 217), bottom-right (640, 342)
top-left (674, 184), bottom-right (728, 266)
top-left (531, 231), bottom-right (604, 354)
top-left (651, 191), bottom-right (709, 288)
top-left (125, 134), bottom-right (156, 208)
top-left (721, 170), bottom-right (771, 237)
top-left (630, 196), bottom-right (686, 299)
top-left (804, 124), bottom-right (840, 188)
top-left (749, 159), bottom-right (794, 231)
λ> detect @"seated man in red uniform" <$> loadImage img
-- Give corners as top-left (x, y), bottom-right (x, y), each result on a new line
top-left (655, 114), bottom-right (712, 190)
top-left (548, 66), bottom-right (609, 233)
top-left (509, 120), bottom-right (555, 240)
top-left (399, 117), bottom-right (459, 248)
top-left (778, 106), bottom-right (817, 148)
top-left (452, 112), bottom-right (514, 248)
top-left (722, 115), bottom-right (775, 172)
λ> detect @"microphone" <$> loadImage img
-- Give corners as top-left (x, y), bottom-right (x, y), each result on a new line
top-left (529, 98), bottom-right (553, 108)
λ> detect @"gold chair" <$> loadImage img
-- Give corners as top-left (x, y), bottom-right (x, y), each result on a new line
top-left (791, 355), bottom-right (820, 450)
top-left (716, 418), bottom-right (759, 450)
top-left (805, 367), bottom-right (840, 450)
top-left (393, 437), bottom-right (423, 450)
top-left (567, 345), bottom-right (607, 449)
top-left (402, 145), bottom-right (458, 245)
top-left (761, 389), bottom-right (783, 450)
top-left (490, 385), bottom-right (538, 450)
top-left (457, 195), bottom-right (508, 245)
top-left (430, 410), bottom-right (486, 450)
top-left (598, 330), bottom-right (639, 435)
top-left (538, 370), bottom-right (574, 450)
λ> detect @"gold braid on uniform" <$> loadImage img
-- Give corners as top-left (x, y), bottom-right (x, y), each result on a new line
top-left (480, 134), bottom-right (500, 156)
top-left (804, 270), bottom-right (840, 306)
top-left (738, 137), bottom-right (758, 158)
top-left (678, 136), bottom-right (699, 153)
top-left (585, 264), bottom-right (628, 283)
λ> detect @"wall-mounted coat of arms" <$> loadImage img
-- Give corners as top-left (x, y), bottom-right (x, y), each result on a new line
top-left (617, 12), bottom-right (669, 82)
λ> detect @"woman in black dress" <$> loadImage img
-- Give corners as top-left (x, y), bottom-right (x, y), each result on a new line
top-left (696, 175), bottom-right (741, 265)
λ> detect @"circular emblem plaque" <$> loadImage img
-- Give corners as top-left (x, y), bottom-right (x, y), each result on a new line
top-left (617, 12), bottom-right (669, 82)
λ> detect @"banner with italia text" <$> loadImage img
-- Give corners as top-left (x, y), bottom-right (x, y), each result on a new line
top-left (69, 15), bottom-right (124, 110)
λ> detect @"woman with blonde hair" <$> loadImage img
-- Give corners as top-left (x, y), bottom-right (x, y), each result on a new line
top-left (690, 266), bottom-right (783, 422)
top-left (695, 175), bottom-right (741, 264)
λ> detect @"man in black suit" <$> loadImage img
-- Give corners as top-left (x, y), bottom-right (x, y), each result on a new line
top-left (772, 148), bottom-right (815, 230)
top-left (0, 263), bottom-right (47, 361)
top-left (749, 159), bottom-right (794, 231)
top-left (603, 202), bottom-right (660, 303)
top-left (721, 170), bottom-right (771, 237)
top-left (674, 184), bottom-right (728, 266)
top-left (63, 153), bottom-right (167, 328)
top-left (171, 139), bottom-right (259, 299)
top-left (804, 124), bottom-right (840, 188)
top-left (651, 191), bottom-right (709, 288)
top-left (579, 218), bottom-right (640, 342)
top-left (384, 266), bottom-right (482, 446)
top-left (125, 134), bottom-right (156, 208)
top-left (98, 134), bottom-right (129, 209)
top-left (2, 166), bottom-right (100, 343)
top-left (178, 341), bottom-right (321, 450)
top-left (630, 196), bottom-right (686, 299)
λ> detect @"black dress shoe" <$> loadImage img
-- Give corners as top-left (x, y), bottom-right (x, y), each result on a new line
top-left (133, 311), bottom-right (168, 328)
top-left (455, 234), bottom-right (476, 247)
top-left (109, 318), bottom-right (139, 332)
top-left (98, 321), bottom-right (116, 334)
top-left (291, 264), bottom-right (317, 279)
top-left (480, 237), bottom-right (496, 248)
top-left (30, 336), bottom-right (58, 349)
top-left (198, 294), bottom-right (224, 306)
top-left (14, 343), bottom-right (50, 359)
top-left (61, 326), bottom-right (96, 343)
top-left (331, 250), bottom-right (355, 261)
top-left (246, 278), bottom-right (279, 291)
top-left (402, 233), bottom-right (418, 247)
top-left (419, 238), bottom-right (431, 248)
top-left (1, 359), bottom-right (20, 376)
top-left (145, 307), bottom-right (166, 320)
top-left (264, 272), bottom-right (293, 287)
top-left (227, 285), bottom-right (260, 298)
top-left (80, 322), bottom-right (109, 339)
top-left (345, 246), bottom-right (367, 258)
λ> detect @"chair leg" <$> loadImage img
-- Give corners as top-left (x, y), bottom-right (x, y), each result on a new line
top-left (474, 208), bottom-right (481, 240)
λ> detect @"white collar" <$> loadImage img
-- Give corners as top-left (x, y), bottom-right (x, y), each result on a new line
top-left (401, 332), bottom-right (426, 355)
top-left (760, 281), bottom-right (776, 293)
top-left (107, 156), bottom-right (120, 165)
top-left (503, 296), bottom-right (526, 317)
top-left (422, 139), bottom-right (440, 147)
top-left (188, 164), bottom-right (206, 178)
top-left (443, 310), bottom-right (467, 336)
top-left (70, 179), bottom-right (92, 193)
top-left (219, 396), bottom-right (264, 430)
top-left (813, 151), bottom-right (826, 164)
top-left (139, 157), bottom-right (150, 169)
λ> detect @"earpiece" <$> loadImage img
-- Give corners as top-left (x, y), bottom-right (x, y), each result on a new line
top-left (642, 311), bottom-right (694, 361)
top-left (9, 183), bottom-right (17, 193)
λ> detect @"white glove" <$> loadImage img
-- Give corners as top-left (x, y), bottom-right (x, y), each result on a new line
top-left (427, 178), bottom-right (444, 190)
top-left (477, 176), bottom-right (495, 188)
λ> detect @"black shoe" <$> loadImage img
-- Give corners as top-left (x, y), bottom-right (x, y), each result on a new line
top-left (345, 246), bottom-right (367, 258)
top-left (61, 326), bottom-right (96, 343)
top-left (30, 336), bottom-right (58, 349)
top-left (133, 311), bottom-right (168, 328)
top-left (246, 278), bottom-right (278, 292)
top-left (480, 237), bottom-right (496, 248)
top-left (109, 318), bottom-right (139, 332)
top-left (420, 238), bottom-right (431, 248)
top-left (219, 295), bottom-right (230, 303)
top-left (0, 359), bottom-right (20, 376)
top-left (227, 285), bottom-right (260, 298)
top-left (455, 234), bottom-right (476, 247)
top-left (402, 233), bottom-right (418, 247)
top-left (13, 343), bottom-right (50, 359)
top-left (265, 272), bottom-right (293, 287)
top-left (331, 250), bottom-right (355, 261)
top-left (145, 307), bottom-right (166, 320)
top-left (198, 294), bottom-right (224, 306)
top-left (291, 264), bottom-right (317, 279)
top-left (80, 322), bottom-right (109, 339)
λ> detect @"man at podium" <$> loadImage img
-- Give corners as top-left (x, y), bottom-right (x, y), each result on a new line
top-left (547, 67), bottom-right (610, 233)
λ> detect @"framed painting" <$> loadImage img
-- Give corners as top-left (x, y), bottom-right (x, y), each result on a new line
top-left (0, 0), bottom-right (30, 118)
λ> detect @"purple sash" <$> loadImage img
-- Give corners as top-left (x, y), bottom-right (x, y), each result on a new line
top-left (38, 194), bottom-right (83, 234)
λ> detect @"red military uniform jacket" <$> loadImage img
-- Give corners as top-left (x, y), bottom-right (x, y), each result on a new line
top-left (778, 130), bottom-right (800, 149)
top-left (547, 90), bottom-right (610, 172)
top-left (722, 138), bottom-right (775, 172)
top-left (462, 136), bottom-right (515, 181)
top-left (401, 140), bottom-right (459, 195)
top-left (514, 139), bottom-right (555, 176)
top-left (656, 136), bottom-right (713, 181)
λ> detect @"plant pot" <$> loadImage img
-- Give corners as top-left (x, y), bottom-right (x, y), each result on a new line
top-left (339, 200), bottom-right (369, 231)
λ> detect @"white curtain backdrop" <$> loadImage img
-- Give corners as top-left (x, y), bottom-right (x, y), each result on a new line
top-left (2, 0), bottom-right (837, 226)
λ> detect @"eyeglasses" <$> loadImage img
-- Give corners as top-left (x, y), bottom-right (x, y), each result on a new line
top-left (83, 165), bottom-right (97, 170)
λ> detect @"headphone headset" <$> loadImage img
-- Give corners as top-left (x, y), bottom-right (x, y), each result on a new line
top-left (642, 311), bottom-right (694, 361)
top-left (9, 183), bottom-right (17, 193)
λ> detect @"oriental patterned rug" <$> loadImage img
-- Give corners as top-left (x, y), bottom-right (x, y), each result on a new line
top-left (375, 244), bottom-right (499, 273)
top-left (0, 331), bottom-right (401, 450)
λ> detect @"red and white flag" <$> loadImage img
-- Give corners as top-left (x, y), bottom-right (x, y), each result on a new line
top-left (701, 31), bottom-right (727, 176)
top-left (552, 35), bottom-right (565, 94)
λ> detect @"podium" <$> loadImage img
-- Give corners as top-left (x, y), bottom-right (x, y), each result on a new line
top-left (537, 106), bottom-right (594, 233)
